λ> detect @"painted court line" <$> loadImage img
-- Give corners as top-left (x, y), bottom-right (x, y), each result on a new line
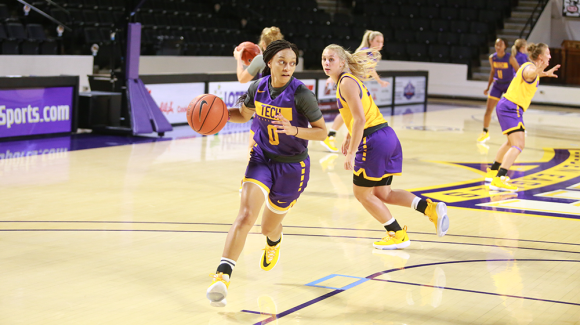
top-left (305, 274), bottom-right (369, 291)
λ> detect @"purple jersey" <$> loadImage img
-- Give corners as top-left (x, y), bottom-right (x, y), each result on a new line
top-left (515, 51), bottom-right (528, 67)
top-left (253, 76), bottom-right (309, 159)
top-left (491, 52), bottom-right (514, 83)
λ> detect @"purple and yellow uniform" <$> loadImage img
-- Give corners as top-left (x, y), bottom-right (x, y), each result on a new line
top-left (336, 72), bottom-right (403, 186)
top-left (515, 51), bottom-right (528, 67)
top-left (242, 76), bottom-right (322, 213)
top-left (489, 52), bottom-right (515, 100)
top-left (496, 62), bottom-right (539, 134)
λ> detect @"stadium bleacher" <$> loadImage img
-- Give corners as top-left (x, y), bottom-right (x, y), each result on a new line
top-left (0, 0), bottom-right (516, 75)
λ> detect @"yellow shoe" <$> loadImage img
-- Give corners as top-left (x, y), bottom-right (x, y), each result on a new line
top-left (485, 168), bottom-right (497, 183)
top-left (321, 136), bottom-right (339, 153)
top-left (373, 226), bottom-right (410, 250)
top-left (489, 176), bottom-right (518, 192)
top-left (425, 199), bottom-right (449, 237)
top-left (477, 131), bottom-right (490, 143)
top-left (206, 272), bottom-right (230, 307)
top-left (319, 153), bottom-right (338, 172)
top-left (260, 235), bottom-right (282, 271)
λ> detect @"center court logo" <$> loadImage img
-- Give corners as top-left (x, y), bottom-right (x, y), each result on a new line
top-left (411, 149), bottom-right (580, 220)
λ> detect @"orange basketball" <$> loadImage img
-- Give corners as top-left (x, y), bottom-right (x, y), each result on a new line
top-left (236, 41), bottom-right (261, 65)
top-left (186, 94), bottom-right (228, 135)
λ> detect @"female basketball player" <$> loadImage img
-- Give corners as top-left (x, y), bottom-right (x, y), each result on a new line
top-left (512, 38), bottom-right (529, 67)
top-left (487, 43), bottom-right (560, 191)
top-left (478, 38), bottom-right (520, 143)
top-left (234, 27), bottom-right (284, 158)
top-left (207, 40), bottom-right (327, 307)
top-left (322, 30), bottom-right (391, 153)
top-left (321, 44), bottom-right (449, 250)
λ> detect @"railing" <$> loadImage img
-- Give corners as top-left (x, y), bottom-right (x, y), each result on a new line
top-left (519, 0), bottom-right (550, 39)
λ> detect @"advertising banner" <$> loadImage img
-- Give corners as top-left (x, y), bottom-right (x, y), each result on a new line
top-left (208, 81), bottom-right (250, 108)
top-left (0, 87), bottom-right (74, 138)
top-left (145, 82), bottom-right (205, 124)
top-left (301, 79), bottom-right (316, 94)
top-left (394, 76), bottom-right (426, 105)
top-left (317, 78), bottom-right (336, 102)
top-left (364, 77), bottom-right (393, 106)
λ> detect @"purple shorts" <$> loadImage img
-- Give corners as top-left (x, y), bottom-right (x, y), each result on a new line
top-left (489, 82), bottom-right (510, 100)
top-left (496, 97), bottom-right (525, 134)
top-left (243, 145), bottom-right (310, 214)
top-left (354, 126), bottom-right (402, 181)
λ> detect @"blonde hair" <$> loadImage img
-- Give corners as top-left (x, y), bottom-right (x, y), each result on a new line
top-left (511, 38), bottom-right (527, 58)
top-left (527, 42), bottom-right (548, 61)
top-left (259, 26), bottom-right (284, 50)
top-left (324, 44), bottom-right (378, 81)
top-left (356, 30), bottom-right (383, 52)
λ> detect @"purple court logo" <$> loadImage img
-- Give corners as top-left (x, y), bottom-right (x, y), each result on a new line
top-left (403, 82), bottom-right (415, 99)
top-left (0, 87), bottom-right (73, 138)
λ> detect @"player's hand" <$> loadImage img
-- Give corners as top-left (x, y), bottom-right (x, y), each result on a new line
top-left (379, 79), bottom-right (390, 88)
top-left (233, 47), bottom-right (243, 61)
top-left (344, 152), bottom-right (355, 171)
top-left (483, 89), bottom-right (489, 96)
top-left (545, 64), bottom-right (561, 78)
top-left (273, 114), bottom-right (298, 136)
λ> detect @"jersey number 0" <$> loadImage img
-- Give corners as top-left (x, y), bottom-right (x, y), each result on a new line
top-left (267, 124), bottom-right (280, 145)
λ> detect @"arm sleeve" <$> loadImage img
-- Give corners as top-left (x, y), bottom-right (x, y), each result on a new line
top-left (246, 55), bottom-right (266, 77)
top-left (243, 80), bottom-right (260, 109)
top-left (295, 85), bottom-right (323, 122)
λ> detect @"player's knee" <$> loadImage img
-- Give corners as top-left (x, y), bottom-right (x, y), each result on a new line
top-left (234, 210), bottom-right (256, 231)
top-left (353, 189), bottom-right (372, 203)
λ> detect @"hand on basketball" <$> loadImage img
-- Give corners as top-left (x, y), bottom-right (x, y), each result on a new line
top-left (273, 114), bottom-right (298, 136)
top-left (233, 47), bottom-right (243, 61)
top-left (545, 64), bottom-right (561, 78)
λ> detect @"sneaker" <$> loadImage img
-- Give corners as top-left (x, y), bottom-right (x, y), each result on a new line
top-left (485, 168), bottom-right (497, 183)
top-left (207, 273), bottom-right (230, 307)
top-left (425, 199), bottom-right (449, 237)
top-left (489, 176), bottom-right (518, 192)
top-left (321, 136), bottom-right (339, 153)
top-left (260, 235), bottom-right (282, 271)
top-left (477, 131), bottom-right (490, 143)
top-left (373, 226), bottom-right (410, 250)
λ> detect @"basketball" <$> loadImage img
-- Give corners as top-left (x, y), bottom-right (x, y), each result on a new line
top-left (237, 41), bottom-right (261, 65)
top-left (186, 94), bottom-right (228, 135)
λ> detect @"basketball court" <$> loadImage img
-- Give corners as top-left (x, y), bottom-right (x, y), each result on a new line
top-left (1, 99), bottom-right (580, 324)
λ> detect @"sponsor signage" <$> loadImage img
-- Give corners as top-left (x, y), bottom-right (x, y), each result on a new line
top-left (145, 82), bottom-right (205, 124)
top-left (0, 87), bottom-right (74, 138)
top-left (317, 78), bottom-right (337, 102)
top-left (208, 81), bottom-right (249, 108)
top-left (363, 77), bottom-right (393, 106)
top-left (394, 76), bottom-right (426, 105)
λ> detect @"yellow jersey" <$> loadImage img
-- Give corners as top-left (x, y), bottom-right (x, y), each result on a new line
top-left (336, 72), bottom-right (387, 135)
top-left (503, 62), bottom-right (539, 111)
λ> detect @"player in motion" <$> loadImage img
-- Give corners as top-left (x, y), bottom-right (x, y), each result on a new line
top-left (486, 43), bottom-right (560, 191)
top-left (207, 40), bottom-right (327, 307)
top-left (321, 44), bottom-right (449, 250)
top-left (511, 38), bottom-right (529, 67)
top-left (478, 38), bottom-right (520, 143)
top-left (322, 30), bottom-right (389, 153)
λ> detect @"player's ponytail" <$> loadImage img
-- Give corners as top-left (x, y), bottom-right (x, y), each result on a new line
top-left (325, 44), bottom-right (378, 81)
top-left (511, 38), bottom-right (526, 58)
top-left (259, 26), bottom-right (284, 50)
top-left (527, 42), bottom-right (548, 61)
top-left (356, 30), bottom-right (383, 52)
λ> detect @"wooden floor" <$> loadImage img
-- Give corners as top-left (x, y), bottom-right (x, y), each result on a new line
top-left (2, 99), bottom-right (580, 324)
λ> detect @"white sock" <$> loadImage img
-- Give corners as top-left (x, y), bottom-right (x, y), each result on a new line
top-left (220, 257), bottom-right (236, 268)
top-left (382, 217), bottom-right (396, 226)
top-left (411, 197), bottom-right (421, 210)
